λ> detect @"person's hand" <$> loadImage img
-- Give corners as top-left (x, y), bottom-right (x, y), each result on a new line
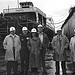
top-left (4, 46), bottom-right (7, 49)
top-left (70, 51), bottom-right (74, 62)
top-left (18, 60), bottom-right (21, 64)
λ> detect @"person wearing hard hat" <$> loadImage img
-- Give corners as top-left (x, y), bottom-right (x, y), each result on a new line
top-left (27, 28), bottom-right (41, 75)
top-left (3, 27), bottom-right (21, 75)
top-left (19, 26), bottom-right (30, 75)
top-left (37, 24), bottom-right (49, 74)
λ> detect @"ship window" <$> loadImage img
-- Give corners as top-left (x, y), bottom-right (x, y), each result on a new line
top-left (22, 4), bottom-right (24, 6)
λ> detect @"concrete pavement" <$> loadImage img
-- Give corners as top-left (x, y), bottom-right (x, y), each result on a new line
top-left (0, 51), bottom-right (73, 75)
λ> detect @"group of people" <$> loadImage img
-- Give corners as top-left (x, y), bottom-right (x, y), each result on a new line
top-left (3, 23), bottom-right (75, 75)
top-left (3, 24), bottom-right (49, 75)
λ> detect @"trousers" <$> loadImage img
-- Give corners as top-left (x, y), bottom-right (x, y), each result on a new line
top-left (56, 61), bottom-right (66, 75)
top-left (6, 61), bottom-right (18, 75)
top-left (20, 51), bottom-right (29, 73)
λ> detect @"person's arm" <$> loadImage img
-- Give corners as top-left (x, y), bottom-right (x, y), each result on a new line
top-left (51, 36), bottom-right (56, 50)
top-left (60, 36), bottom-right (69, 55)
top-left (18, 36), bottom-right (21, 51)
top-left (3, 36), bottom-right (7, 50)
top-left (27, 38), bottom-right (31, 51)
top-left (70, 38), bottom-right (73, 50)
top-left (44, 33), bottom-right (50, 49)
top-left (46, 35), bottom-right (50, 48)
top-left (64, 36), bottom-right (69, 49)
top-left (38, 38), bottom-right (42, 50)
top-left (70, 38), bottom-right (74, 61)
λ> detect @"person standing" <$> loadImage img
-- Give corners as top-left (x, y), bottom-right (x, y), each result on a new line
top-left (27, 28), bottom-right (41, 75)
top-left (3, 27), bottom-right (21, 75)
top-left (19, 27), bottom-right (30, 75)
top-left (51, 29), bottom-right (69, 75)
top-left (70, 29), bottom-right (75, 75)
top-left (37, 24), bottom-right (49, 74)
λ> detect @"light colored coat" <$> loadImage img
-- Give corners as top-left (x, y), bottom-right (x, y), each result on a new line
top-left (70, 36), bottom-right (75, 62)
top-left (3, 34), bottom-right (21, 61)
top-left (51, 35), bottom-right (69, 61)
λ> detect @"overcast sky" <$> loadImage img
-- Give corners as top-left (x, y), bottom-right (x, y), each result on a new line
top-left (0, 0), bottom-right (75, 30)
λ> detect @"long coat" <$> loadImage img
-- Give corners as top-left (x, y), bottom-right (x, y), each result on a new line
top-left (27, 37), bottom-right (41, 71)
top-left (3, 34), bottom-right (21, 61)
top-left (70, 36), bottom-right (75, 62)
top-left (51, 35), bottom-right (69, 61)
top-left (38, 32), bottom-right (49, 58)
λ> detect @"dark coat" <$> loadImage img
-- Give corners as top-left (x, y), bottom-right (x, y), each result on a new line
top-left (39, 32), bottom-right (49, 57)
top-left (19, 33), bottom-right (30, 58)
top-left (27, 37), bottom-right (41, 71)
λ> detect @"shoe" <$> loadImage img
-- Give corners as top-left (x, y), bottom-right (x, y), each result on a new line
top-left (72, 72), bottom-right (75, 75)
top-left (62, 73), bottom-right (67, 75)
top-left (20, 70), bottom-right (24, 74)
top-left (13, 73), bottom-right (18, 75)
top-left (29, 71), bottom-right (32, 75)
top-left (25, 71), bottom-right (29, 75)
top-left (55, 72), bottom-right (60, 75)
top-left (34, 72), bottom-right (38, 75)
top-left (42, 70), bottom-right (47, 75)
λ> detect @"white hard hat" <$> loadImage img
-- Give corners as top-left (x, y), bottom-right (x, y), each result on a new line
top-left (22, 27), bottom-right (28, 31)
top-left (10, 27), bottom-right (15, 31)
top-left (38, 24), bottom-right (43, 28)
top-left (31, 28), bottom-right (37, 32)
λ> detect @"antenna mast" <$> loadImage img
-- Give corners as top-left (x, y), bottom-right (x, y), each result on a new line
top-left (17, 0), bottom-right (19, 8)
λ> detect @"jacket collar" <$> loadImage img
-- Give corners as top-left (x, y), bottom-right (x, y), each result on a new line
top-left (38, 32), bottom-right (43, 34)
top-left (57, 34), bottom-right (63, 37)
top-left (9, 34), bottom-right (17, 38)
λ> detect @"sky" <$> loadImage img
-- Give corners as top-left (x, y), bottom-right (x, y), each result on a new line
top-left (0, 0), bottom-right (75, 31)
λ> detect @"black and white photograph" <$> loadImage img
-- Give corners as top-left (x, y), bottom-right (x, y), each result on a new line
top-left (0, 0), bottom-right (75, 75)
